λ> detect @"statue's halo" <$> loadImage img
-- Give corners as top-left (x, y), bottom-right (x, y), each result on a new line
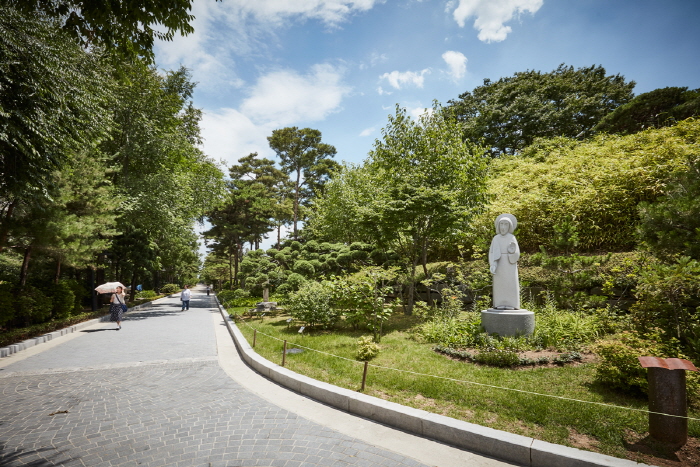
top-left (495, 213), bottom-right (518, 233)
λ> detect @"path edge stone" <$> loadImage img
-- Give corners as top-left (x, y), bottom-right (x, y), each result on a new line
top-left (215, 298), bottom-right (651, 467)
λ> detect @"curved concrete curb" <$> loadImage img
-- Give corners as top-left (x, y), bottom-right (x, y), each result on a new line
top-left (0, 297), bottom-right (169, 359)
top-left (215, 299), bottom-right (651, 467)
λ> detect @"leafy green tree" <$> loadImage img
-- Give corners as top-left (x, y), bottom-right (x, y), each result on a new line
top-left (637, 150), bottom-right (700, 260)
top-left (229, 153), bottom-right (290, 249)
top-left (267, 127), bottom-right (339, 239)
top-left (314, 102), bottom-right (489, 314)
top-left (4, 0), bottom-right (208, 61)
top-left (447, 64), bottom-right (635, 156)
top-left (331, 267), bottom-right (397, 342)
top-left (102, 61), bottom-right (223, 295)
top-left (308, 164), bottom-right (381, 245)
top-left (594, 87), bottom-right (700, 135)
top-left (0, 5), bottom-right (113, 251)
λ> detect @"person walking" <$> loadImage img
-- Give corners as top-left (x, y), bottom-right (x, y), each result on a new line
top-left (110, 285), bottom-right (126, 330)
top-left (206, 285), bottom-right (210, 296)
top-left (181, 285), bottom-right (191, 311)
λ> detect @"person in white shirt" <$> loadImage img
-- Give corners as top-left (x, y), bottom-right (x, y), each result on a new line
top-left (181, 285), bottom-right (191, 311)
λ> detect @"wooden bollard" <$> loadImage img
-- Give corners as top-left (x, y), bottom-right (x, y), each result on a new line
top-left (639, 356), bottom-right (698, 447)
top-left (361, 361), bottom-right (369, 392)
top-left (282, 340), bottom-right (287, 367)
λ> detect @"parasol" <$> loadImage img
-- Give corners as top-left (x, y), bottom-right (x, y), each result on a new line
top-left (95, 282), bottom-right (126, 294)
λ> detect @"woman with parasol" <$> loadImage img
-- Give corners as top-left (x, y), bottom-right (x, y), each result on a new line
top-left (96, 282), bottom-right (127, 330)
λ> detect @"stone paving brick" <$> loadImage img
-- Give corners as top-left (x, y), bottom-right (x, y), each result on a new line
top-left (0, 292), bottom-right (432, 467)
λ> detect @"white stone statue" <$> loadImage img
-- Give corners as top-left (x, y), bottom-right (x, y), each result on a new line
top-left (488, 214), bottom-right (520, 310)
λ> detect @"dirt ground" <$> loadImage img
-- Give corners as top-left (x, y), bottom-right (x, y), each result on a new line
top-left (623, 431), bottom-right (700, 467)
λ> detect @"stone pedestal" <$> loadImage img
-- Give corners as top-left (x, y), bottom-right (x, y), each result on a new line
top-left (256, 301), bottom-right (277, 312)
top-left (481, 309), bottom-right (535, 337)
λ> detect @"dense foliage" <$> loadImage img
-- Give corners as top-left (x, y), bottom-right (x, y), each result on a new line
top-left (0, 6), bottom-right (223, 331)
top-left (471, 119), bottom-right (700, 252)
top-left (447, 64), bottom-right (635, 156)
top-left (594, 87), bottom-right (700, 135)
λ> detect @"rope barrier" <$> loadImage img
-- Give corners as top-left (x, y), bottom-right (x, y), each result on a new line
top-left (234, 315), bottom-right (700, 423)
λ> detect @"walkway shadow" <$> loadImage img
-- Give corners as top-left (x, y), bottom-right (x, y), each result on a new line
top-left (81, 329), bottom-right (112, 333)
top-left (0, 442), bottom-right (70, 466)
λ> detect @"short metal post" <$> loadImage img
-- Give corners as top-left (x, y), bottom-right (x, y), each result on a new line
top-left (253, 329), bottom-right (257, 348)
top-left (361, 361), bottom-right (369, 392)
top-left (282, 340), bottom-right (287, 367)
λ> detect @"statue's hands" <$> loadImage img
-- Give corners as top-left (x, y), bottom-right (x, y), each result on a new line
top-left (490, 262), bottom-right (497, 274)
top-left (507, 241), bottom-right (516, 254)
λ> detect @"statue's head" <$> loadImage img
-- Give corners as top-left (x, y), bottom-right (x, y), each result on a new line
top-left (494, 213), bottom-right (517, 235)
top-left (498, 218), bottom-right (512, 235)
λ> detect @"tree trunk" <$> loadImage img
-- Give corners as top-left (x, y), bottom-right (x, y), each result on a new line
top-left (277, 222), bottom-right (282, 249)
top-left (130, 271), bottom-right (137, 303)
top-left (233, 242), bottom-right (242, 287)
top-left (90, 267), bottom-right (98, 311)
top-left (54, 259), bottom-right (62, 285)
top-left (228, 252), bottom-right (233, 289)
top-left (293, 169), bottom-right (301, 239)
top-left (0, 200), bottom-right (16, 253)
top-left (19, 244), bottom-right (33, 287)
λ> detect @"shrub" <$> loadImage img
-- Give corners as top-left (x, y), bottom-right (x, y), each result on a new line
top-left (14, 286), bottom-right (52, 326)
top-left (135, 290), bottom-right (158, 300)
top-left (47, 282), bottom-right (75, 320)
top-left (415, 316), bottom-right (484, 348)
top-left (593, 331), bottom-right (699, 405)
top-left (61, 279), bottom-right (88, 313)
top-left (293, 260), bottom-right (315, 278)
top-left (356, 336), bottom-right (380, 361)
top-left (218, 289), bottom-right (258, 308)
top-left (285, 273), bottom-right (306, 292)
top-left (160, 284), bottom-right (180, 294)
top-left (472, 347), bottom-right (520, 367)
top-left (287, 281), bottom-right (339, 328)
top-left (0, 283), bottom-right (15, 328)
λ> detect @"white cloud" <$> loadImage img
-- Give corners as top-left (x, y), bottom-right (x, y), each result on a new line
top-left (408, 106), bottom-right (433, 120)
top-left (379, 69), bottom-right (431, 89)
top-left (451, 0), bottom-right (543, 42)
top-left (199, 64), bottom-right (351, 167)
top-left (225, 0), bottom-right (378, 27)
top-left (376, 86), bottom-right (392, 95)
top-left (155, 0), bottom-right (381, 89)
top-left (241, 64), bottom-right (351, 126)
top-left (442, 50), bottom-right (467, 81)
top-left (200, 108), bottom-right (272, 164)
top-left (359, 127), bottom-right (375, 137)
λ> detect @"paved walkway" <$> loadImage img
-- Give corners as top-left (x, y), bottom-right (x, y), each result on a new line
top-left (0, 286), bottom-right (513, 467)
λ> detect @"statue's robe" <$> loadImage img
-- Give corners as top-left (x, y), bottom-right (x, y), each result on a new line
top-left (489, 232), bottom-right (520, 309)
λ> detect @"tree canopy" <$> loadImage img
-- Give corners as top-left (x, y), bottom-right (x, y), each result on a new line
top-left (447, 64), bottom-right (635, 156)
top-left (267, 127), bottom-right (339, 239)
top-left (593, 87), bottom-right (700, 135)
top-left (0, 5), bottom-right (113, 203)
top-left (310, 102), bottom-right (489, 312)
top-left (2, 0), bottom-right (208, 60)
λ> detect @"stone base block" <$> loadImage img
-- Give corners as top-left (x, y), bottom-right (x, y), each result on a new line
top-left (481, 309), bottom-right (535, 337)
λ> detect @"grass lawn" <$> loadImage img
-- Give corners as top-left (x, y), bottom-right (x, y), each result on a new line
top-left (231, 309), bottom-right (700, 461)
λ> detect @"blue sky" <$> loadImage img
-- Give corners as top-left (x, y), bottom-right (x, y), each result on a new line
top-left (152, 0), bottom-right (700, 249)
top-left (153, 0), bottom-right (700, 170)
